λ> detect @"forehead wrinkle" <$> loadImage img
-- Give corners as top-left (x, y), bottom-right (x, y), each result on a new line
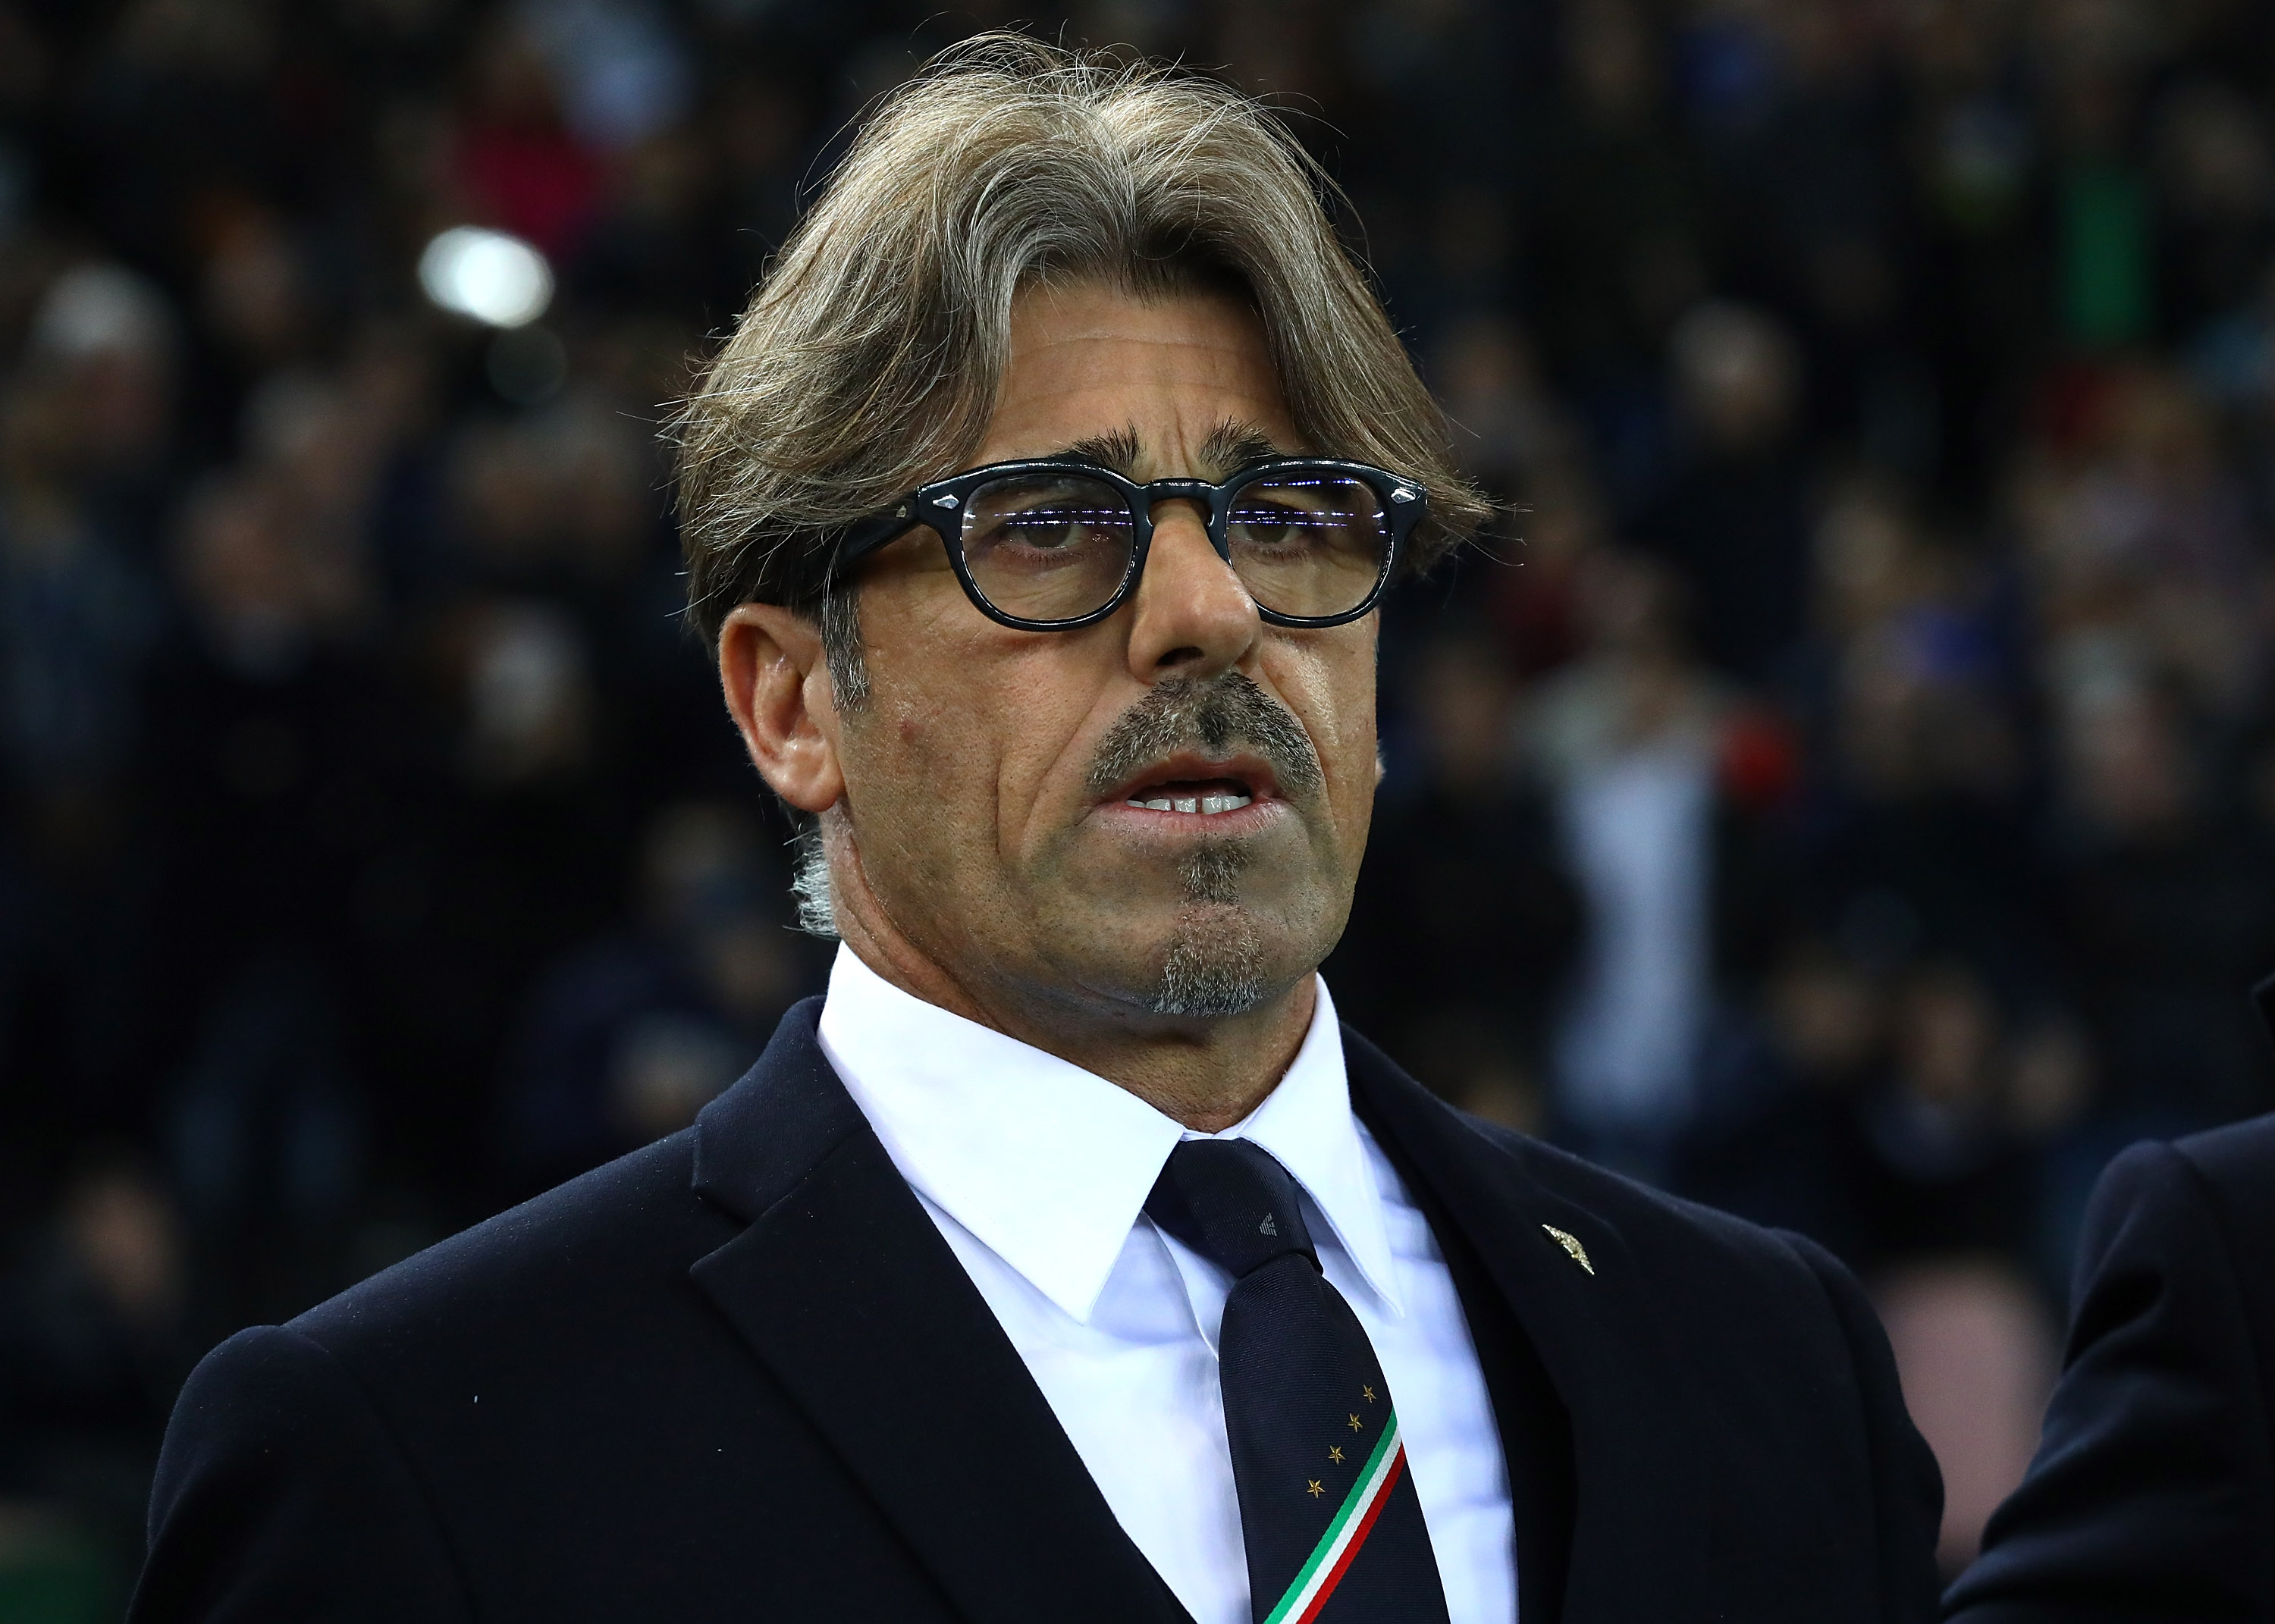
top-left (1047, 419), bottom-right (1291, 480)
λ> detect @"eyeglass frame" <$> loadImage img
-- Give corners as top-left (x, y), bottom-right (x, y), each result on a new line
top-left (828, 455), bottom-right (1429, 632)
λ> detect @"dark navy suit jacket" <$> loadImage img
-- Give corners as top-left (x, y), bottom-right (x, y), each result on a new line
top-left (1945, 1112), bottom-right (2275, 1622)
top-left (131, 1000), bottom-right (1941, 1622)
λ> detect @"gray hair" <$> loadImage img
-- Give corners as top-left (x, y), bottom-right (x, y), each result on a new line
top-left (670, 32), bottom-right (1489, 657)
top-left (788, 820), bottom-right (837, 939)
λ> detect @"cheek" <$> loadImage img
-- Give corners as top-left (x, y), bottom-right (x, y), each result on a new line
top-left (1326, 701), bottom-right (1380, 855)
top-left (981, 657), bottom-right (1112, 852)
top-left (861, 688), bottom-right (983, 810)
top-left (838, 690), bottom-right (1004, 918)
top-left (1269, 637), bottom-right (1379, 839)
top-left (849, 628), bottom-right (1098, 861)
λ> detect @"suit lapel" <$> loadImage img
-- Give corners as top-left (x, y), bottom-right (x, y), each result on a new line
top-left (1370, 1115), bottom-right (1576, 1623)
top-left (689, 1001), bottom-right (1191, 1624)
top-left (1345, 1027), bottom-right (1713, 1624)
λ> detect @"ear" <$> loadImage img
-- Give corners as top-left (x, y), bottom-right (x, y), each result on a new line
top-left (718, 602), bottom-right (844, 814)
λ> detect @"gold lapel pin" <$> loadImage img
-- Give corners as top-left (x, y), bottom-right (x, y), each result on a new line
top-left (1542, 1224), bottom-right (1594, 1274)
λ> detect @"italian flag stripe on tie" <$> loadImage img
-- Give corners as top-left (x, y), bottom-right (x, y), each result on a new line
top-left (1262, 1409), bottom-right (1408, 1624)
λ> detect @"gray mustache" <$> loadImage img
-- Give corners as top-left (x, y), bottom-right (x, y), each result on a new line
top-left (1085, 671), bottom-right (1324, 801)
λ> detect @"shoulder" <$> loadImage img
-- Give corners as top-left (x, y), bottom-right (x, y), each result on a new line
top-left (2097, 1111), bottom-right (2275, 1218)
top-left (139, 1321), bottom-right (479, 1622)
top-left (2075, 1117), bottom-right (2275, 1421)
top-left (2173, 1111), bottom-right (2275, 1249)
top-left (138, 1140), bottom-right (744, 1622)
top-left (1486, 1111), bottom-right (1809, 1249)
top-left (1354, 1034), bottom-right (1944, 1609)
top-left (2073, 1115), bottom-right (2275, 1305)
top-left (2175, 1108), bottom-right (2275, 1173)
top-left (286, 1130), bottom-right (736, 1373)
top-left (1351, 1021), bottom-right (1919, 1438)
top-left (1500, 1112), bottom-right (1881, 1327)
top-left (1362, 1036), bottom-right (1846, 1309)
top-left (1352, 1036), bottom-right (1910, 1481)
top-left (1947, 1123), bottom-right (2275, 1620)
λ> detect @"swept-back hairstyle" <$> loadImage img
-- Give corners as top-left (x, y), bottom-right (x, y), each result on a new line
top-left (670, 33), bottom-right (1489, 653)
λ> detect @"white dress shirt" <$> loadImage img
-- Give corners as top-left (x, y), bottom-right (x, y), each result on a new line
top-left (817, 946), bottom-right (1517, 1624)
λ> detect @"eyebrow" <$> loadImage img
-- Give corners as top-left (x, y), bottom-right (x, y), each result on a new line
top-left (1059, 425), bottom-right (1144, 473)
top-left (1048, 420), bottom-right (1291, 478)
top-left (1200, 420), bottom-right (1288, 472)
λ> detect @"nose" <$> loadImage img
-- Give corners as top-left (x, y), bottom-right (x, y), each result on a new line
top-left (1124, 498), bottom-right (1260, 682)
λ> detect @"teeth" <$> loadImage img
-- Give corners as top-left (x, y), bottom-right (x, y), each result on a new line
top-left (1123, 792), bottom-right (1257, 815)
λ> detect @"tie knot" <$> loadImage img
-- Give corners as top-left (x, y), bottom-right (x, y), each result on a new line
top-left (1144, 1138), bottom-right (1317, 1278)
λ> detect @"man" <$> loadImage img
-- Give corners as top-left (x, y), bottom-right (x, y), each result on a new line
top-left (133, 38), bottom-right (1941, 1624)
top-left (1945, 1111), bottom-right (2275, 1621)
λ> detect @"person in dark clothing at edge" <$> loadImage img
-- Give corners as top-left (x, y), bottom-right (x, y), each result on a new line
top-left (1944, 1101), bottom-right (2275, 1622)
top-left (131, 37), bottom-right (1941, 1624)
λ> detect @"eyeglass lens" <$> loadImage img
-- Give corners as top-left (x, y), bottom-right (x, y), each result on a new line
top-left (957, 469), bottom-right (1391, 624)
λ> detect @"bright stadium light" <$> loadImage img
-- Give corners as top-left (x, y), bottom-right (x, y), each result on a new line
top-left (417, 226), bottom-right (554, 329)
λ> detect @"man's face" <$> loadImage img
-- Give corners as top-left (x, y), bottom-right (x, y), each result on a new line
top-left (831, 280), bottom-right (1379, 1027)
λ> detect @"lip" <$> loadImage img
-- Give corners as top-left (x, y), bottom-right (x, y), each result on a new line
top-left (1092, 795), bottom-right (1288, 837)
top-left (1094, 751), bottom-right (1287, 810)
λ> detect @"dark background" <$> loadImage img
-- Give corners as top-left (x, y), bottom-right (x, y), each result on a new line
top-left (3, 0), bottom-right (2273, 1611)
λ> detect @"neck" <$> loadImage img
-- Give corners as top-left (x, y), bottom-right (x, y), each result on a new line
top-left (827, 830), bottom-right (1314, 1133)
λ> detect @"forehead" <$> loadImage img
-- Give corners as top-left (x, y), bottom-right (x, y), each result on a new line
top-left (974, 281), bottom-right (1304, 471)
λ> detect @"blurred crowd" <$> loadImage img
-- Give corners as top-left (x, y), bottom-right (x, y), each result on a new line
top-left (2, 0), bottom-right (2273, 1609)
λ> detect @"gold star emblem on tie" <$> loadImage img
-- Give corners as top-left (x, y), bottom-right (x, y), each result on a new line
top-left (1328, 1446), bottom-right (1345, 1464)
top-left (1347, 1413), bottom-right (1363, 1431)
top-left (1361, 1385), bottom-right (1376, 1402)
top-left (1307, 1479), bottom-right (1325, 1498)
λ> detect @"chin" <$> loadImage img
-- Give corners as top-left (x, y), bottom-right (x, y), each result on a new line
top-left (1031, 848), bottom-right (1342, 1018)
top-left (1148, 904), bottom-right (1269, 1017)
top-left (1142, 895), bottom-right (1335, 1020)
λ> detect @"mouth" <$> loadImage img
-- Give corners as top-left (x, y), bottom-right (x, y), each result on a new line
top-left (1103, 752), bottom-right (1283, 820)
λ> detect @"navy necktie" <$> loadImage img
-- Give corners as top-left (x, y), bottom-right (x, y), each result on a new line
top-left (1145, 1138), bottom-right (1452, 1624)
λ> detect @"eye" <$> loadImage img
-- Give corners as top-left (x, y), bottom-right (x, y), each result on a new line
top-left (962, 476), bottom-right (1131, 557)
top-left (1229, 495), bottom-right (1338, 550)
top-left (1220, 472), bottom-right (1392, 620)
top-left (952, 472), bottom-right (1140, 620)
top-left (1228, 475), bottom-right (1374, 555)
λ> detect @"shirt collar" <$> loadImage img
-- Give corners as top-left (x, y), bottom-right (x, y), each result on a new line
top-left (815, 945), bottom-right (1404, 1325)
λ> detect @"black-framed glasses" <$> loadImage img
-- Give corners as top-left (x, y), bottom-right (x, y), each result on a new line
top-left (832, 456), bottom-right (1428, 632)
